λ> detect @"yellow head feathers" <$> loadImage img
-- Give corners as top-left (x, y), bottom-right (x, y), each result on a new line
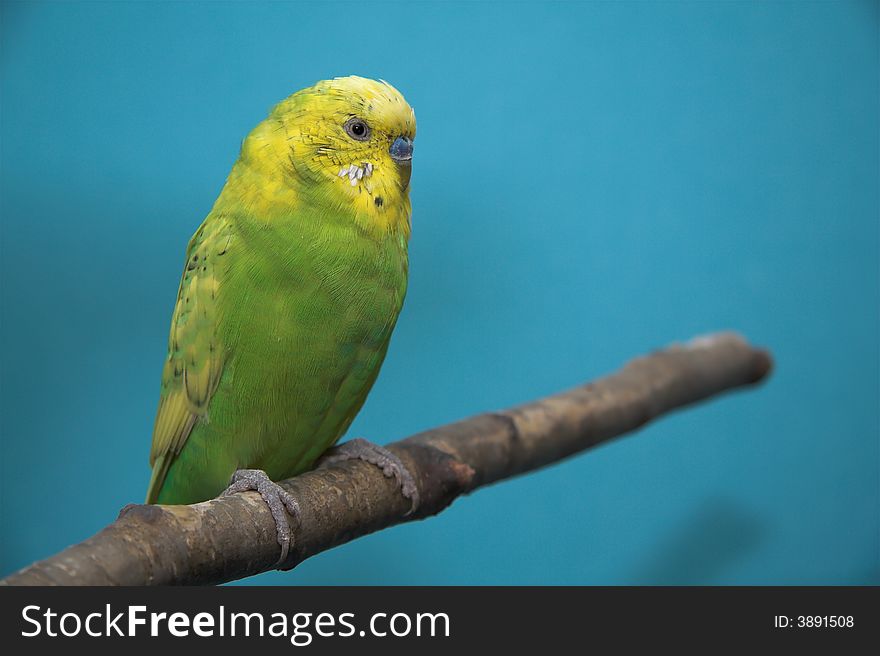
top-left (226, 76), bottom-right (416, 237)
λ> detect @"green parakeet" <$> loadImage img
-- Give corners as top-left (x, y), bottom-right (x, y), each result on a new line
top-left (145, 77), bottom-right (416, 555)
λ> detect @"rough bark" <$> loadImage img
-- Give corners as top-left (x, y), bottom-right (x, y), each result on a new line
top-left (1, 332), bottom-right (772, 586)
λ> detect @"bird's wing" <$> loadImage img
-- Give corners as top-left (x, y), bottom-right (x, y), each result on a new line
top-left (146, 216), bottom-right (234, 503)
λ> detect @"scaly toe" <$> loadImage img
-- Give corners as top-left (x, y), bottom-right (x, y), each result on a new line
top-left (221, 469), bottom-right (301, 567)
top-left (319, 438), bottom-right (420, 515)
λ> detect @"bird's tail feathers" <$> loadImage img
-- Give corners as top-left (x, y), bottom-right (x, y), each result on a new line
top-left (145, 454), bottom-right (172, 504)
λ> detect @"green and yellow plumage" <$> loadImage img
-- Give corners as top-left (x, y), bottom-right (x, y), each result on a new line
top-left (146, 76), bottom-right (415, 504)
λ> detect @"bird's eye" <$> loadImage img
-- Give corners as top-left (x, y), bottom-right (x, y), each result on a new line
top-left (343, 117), bottom-right (371, 141)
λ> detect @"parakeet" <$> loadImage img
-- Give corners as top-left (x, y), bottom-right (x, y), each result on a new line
top-left (145, 76), bottom-right (416, 559)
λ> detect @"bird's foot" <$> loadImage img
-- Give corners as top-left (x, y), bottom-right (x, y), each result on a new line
top-left (221, 469), bottom-right (300, 568)
top-left (319, 438), bottom-right (420, 515)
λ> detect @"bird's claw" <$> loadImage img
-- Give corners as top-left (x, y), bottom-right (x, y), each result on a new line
top-left (222, 469), bottom-right (300, 568)
top-left (319, 438), bottom-right (420, 515)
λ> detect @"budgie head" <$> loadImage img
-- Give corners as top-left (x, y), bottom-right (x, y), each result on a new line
top-left (234, 76), bottom-right (416, 236)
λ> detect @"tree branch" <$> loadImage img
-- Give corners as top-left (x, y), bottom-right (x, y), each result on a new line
top-left (1, 332), bottom-right (772, 586)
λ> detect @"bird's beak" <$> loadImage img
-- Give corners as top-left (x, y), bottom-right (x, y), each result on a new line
top-left (389, 136), bottom-right (413, 166)
top-left (390, 136), bottom-right (413, 189)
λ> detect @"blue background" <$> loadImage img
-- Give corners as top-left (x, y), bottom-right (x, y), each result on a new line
top-left (1, 1), bottom-right (877, 585)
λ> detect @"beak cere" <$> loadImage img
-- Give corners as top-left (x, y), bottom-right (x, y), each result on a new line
top-left (389, 136), bottom-right (413, 189)
top-left (389, 136), bottom-right (413, 165)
